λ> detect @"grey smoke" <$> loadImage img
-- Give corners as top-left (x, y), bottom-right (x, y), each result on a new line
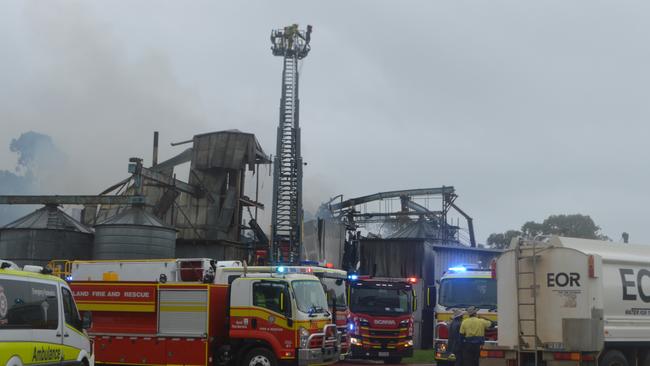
top-left (0, 131), bottom-right (66, 225)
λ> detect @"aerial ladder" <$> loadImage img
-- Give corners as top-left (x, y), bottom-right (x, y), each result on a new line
top-left (269, 24), bottom-right (312, 265)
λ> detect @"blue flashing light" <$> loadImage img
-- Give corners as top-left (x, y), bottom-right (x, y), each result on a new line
top-left (348, 274), bottom-right (359, 281)
top-left (277, 266), bottom-right (286, 273)
top-left (449, 266), bottom-right (467, 272)
top-left (65, 275), bottom-right (73, 282)
top-left (348, 322), bottom-right (355, 331)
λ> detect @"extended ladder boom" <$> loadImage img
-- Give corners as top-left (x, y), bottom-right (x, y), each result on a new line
top-left (270, 24), bottom-right (312, 264)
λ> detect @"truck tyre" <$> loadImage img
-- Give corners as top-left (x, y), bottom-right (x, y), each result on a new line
top-left (243, 348), bottom-right (277, 366)
top-left (601, 350), bottom-right (628, 366)
top-left (386, 357), bottom-right (402, 364)
top-left (641, 352), bottom-right (650, 366)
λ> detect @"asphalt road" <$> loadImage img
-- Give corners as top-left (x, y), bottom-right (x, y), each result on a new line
top-left (338, 361), bottom-right (433, 366)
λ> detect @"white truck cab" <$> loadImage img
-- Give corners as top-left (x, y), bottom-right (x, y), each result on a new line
top-left (0, 263), bottom-right (94, 366)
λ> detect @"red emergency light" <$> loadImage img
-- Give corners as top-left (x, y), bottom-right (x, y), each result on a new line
top-left (407, 277), bottom-right (417, 284)
top-left (325, 263), bottom-right (334, 269)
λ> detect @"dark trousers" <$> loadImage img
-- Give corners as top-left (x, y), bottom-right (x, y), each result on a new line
top-left (463, 343), bottom-right (481, 366)
top-left (453, 345), bottom-right (464, 366)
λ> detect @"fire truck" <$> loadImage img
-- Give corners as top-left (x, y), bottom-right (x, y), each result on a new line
top-left (433, 265), bottom-right (498, 365)
top-left (224, 263), bottom-right (351, 357)
top-left (346, 275), bottom-right (417, 364)
top-left (64, 258), bottom-right (341, 366)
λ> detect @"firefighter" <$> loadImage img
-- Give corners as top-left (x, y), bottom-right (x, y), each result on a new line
top-left (448, 308), bottom-right (465, 366)
top-left (284, 23), bottom-right (299, 50)
top-left (459, 306), bottom-right (494, 366)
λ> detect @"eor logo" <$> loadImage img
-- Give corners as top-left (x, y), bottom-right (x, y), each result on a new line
top-left (619, 269), bottom-right (650, 302)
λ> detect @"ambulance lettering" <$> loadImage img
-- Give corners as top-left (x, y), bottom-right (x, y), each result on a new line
top-left (32, 346), bottom-right (62, 362)
top-left (0, 285), bottom-right (7, 319)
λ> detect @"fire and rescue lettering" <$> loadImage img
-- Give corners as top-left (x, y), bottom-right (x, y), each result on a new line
top-left (73, 290), bottom-right (150, 298)
top-left (619, 268), bottom-right (650, 302)
top-left (71, 284), bottom-right (155, 303)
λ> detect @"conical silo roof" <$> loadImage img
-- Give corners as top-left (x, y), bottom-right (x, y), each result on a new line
top-left (2, 205), bottom-right (93, 234)
top-left (95, 206), bottom-right (172, 228)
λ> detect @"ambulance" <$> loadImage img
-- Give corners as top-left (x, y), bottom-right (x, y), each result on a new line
top-left (0, 261), bottom-right (93, 366)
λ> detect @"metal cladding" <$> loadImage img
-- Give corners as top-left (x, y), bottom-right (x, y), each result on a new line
top-left (0, 205), bottom-right (93, 267)
top-left (93, 207), bottom-right (176, 260)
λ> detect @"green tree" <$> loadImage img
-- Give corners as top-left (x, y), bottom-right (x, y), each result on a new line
top-left (487, 214), bottom-right (608, 249)
top-left (487, 230), bottom-right (522, 249)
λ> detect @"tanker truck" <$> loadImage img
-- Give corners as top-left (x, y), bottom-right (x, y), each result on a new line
top-left (481, 236), bottom-right (650, 366)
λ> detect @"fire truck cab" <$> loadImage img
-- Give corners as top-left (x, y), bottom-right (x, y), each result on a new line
top-left (220, 263), bottom-right (350, 357)
top-left (346, 275), bottom-right (416, 364)
top-left (65, 259), bottom-right (341, 366)
top-left (434, 265), bottom-right (497, 365)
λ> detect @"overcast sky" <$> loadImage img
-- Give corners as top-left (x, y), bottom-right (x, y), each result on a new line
top-left (1, 0), bottom-right (649, 243)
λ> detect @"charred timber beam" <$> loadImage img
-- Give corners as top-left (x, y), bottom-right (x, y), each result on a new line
top-left (448, 201), bottom-right (476, 247)
top-left (139, 166), bottom-right (201, 197)
top-left (0, 195), bottom-right (143, 205)
top-left (330, 187), bottom-right (455, 211)
top-left (240, 196), bottom-right (264, 209)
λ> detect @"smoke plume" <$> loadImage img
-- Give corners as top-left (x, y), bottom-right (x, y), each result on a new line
top-left (0, 131), bottom-right (66, 225)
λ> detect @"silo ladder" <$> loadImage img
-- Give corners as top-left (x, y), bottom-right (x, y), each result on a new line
top-left (515, 239), bottom-right (542, 366)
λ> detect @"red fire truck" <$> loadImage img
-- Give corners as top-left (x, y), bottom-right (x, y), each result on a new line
top-left (228, 263), bottom-right (351, 357)
top-left (64, 258), bottom-right (341, 366)
top-left (346, 275), bottom-right (417, 364)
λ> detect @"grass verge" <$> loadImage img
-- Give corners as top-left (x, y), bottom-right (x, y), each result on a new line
top-left (401, 349), bottom-right (436, 364)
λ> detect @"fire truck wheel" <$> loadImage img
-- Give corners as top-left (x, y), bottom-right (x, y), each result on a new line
top-left (244, 347), bottom-right (277, 366)
top-left (600, 350), bottom-right (628, 366)
top-left (640, 352), bottom-right (650, 366)
top-left (386, 357), bottom-right (402, 364)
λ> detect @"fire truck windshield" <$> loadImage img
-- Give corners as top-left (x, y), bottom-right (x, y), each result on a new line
top-left (292, 280), bottom-right (329, 314)
top-left (322, 277), bottom-right (347, 310)
top-left (439, 278), bottom-right (496, 309)
top-left (349, 287), bottom-right (411, 315)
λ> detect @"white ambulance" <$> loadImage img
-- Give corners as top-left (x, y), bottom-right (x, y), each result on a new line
top-left (0, 261), bottom-right (94, 366)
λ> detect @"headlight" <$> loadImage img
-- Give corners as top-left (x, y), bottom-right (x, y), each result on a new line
top-left (359, 318), bottom-right (369, 326)
top-left (437, 343), bottom-right (447, 353)
top-left (299, 327), bottom-right (310, 348)
top-left (350, 336), bottom-right (362, 346)
top-left (406, 339), bottom-right (414, 347)
top-left (399, 319), bottom-right (409, 327)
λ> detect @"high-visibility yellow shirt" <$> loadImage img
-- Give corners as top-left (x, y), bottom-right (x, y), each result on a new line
top-left (459, 317), bottom-right (492, 337)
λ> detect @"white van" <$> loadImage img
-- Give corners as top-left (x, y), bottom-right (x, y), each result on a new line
top-left (0, 263), bottom-right (93, 366)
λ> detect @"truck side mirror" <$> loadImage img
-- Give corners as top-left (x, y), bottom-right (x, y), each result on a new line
top-left (82, 311), bottom-right (92, 330)
top-left (412, 290), bottom-right (417, 312)
top-left (282, 288), bottom-right (292, 319)
top-left (427, 286), bottom-right (437, 309)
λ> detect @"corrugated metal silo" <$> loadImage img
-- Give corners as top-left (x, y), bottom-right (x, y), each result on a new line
top-left (93, 207), bottom-right (176, 259)
top-left (0, 205), bottom-right (93, 267)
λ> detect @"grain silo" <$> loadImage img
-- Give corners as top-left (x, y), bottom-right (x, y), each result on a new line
top-left (0, 205), bottom-right (93, 267)
top-left (93, 206), bottom-right (176, 259)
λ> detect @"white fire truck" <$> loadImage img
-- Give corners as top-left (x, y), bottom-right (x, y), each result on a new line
top-left (434, 266), bottom-right (498, 365)
top-left (64, 258), bottom-right (341, 366)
